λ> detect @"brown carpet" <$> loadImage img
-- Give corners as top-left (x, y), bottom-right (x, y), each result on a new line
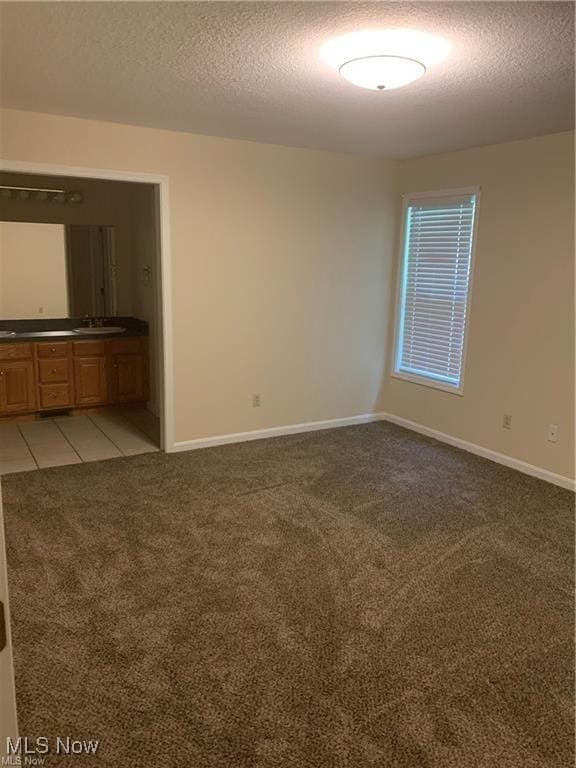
top-left (2, 422), bottom-right (574, 767)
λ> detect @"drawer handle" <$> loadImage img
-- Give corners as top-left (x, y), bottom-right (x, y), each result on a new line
top-left (52, 368), bottom-right (57, 373)
top-left (51, 347), bottom-right (56, 352)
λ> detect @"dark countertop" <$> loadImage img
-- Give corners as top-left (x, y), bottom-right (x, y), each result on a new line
top-left (0, 317), bottom-right (149, 343)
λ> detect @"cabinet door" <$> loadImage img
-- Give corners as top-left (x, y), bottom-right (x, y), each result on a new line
top-left (109, 353), bottom-right (146, 403)
top-left (0, 361), bottom-right (36, 414)
top-left (73, 357), bottom-right (108, 405)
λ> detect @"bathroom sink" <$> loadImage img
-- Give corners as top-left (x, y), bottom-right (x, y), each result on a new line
top-left (0, 330), bottom-right (16, 338)
top-left (73, 326), bottom-right (126, 335)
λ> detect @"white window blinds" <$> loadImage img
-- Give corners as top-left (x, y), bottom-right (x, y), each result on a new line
top-left (395, 190), bottom-right (478, 391)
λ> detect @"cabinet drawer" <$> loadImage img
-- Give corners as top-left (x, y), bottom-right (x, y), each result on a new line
top-left (38, 358), bottom-right (70, 384)
top-left (37, 342), bottom-right (69, 359)
top-left (72, 340), bottom-right (106, 357)
top-left (39, 383), bottom-right (72, 409)
top-left (0, 343), bottom-right (33, 361)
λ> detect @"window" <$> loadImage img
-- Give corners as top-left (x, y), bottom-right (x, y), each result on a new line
top-left (393, 188), bottom-right (479, 394)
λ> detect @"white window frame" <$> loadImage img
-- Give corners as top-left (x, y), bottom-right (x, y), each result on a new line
top-left (391, 186), bottom-right (481, 396)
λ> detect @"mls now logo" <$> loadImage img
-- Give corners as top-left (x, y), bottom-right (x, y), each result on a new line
top-left (5, 736), bottom-right (100, 759)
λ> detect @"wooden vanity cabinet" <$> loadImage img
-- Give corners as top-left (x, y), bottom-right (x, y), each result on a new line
top-left (0, 336), bottom-right (148, 418)
top-left (0, 345), bottom-right (36, 415)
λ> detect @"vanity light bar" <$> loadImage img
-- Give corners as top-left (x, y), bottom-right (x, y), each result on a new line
top-left (0, 185), bottom-right (83, 203)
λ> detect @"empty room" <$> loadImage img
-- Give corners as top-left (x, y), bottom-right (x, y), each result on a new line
top-left (0, 2), bottom-right (573, 767)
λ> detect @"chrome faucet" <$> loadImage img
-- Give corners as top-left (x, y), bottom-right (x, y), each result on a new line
top-left (83, 316), bottom-right (105, 328)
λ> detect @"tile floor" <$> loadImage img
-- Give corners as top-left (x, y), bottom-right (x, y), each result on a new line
top-left (0, 408), bottom-right (160, 475)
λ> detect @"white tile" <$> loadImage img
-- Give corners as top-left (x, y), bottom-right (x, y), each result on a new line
top-left (89, 414), bottom-right (158, 455)
top-left (30, 442), bottom-right (74, 458)
top-left (90, 412), bottom-right (127, 428)
top-left (0, 423), bottom-right (22, 441)
top-left (121, 443), bottom-right (159, 457)
top-left (0, 457), bottom-right (37, 475)
top-left (0, 441), bottom-right (33, 460)
top-left (56, 418), bottom-right (120, 457)
top-left (0, 433), bottom-right (30, 448)
top-left (54, 416), bottom-right (97, 436)
top-left (71, 435), bottom-right (120, 452)
top-left (79, 446), bottom-right (123, 462)
top-left (0, 428), bottom-right (34, 460)
top-left (73, 437), bottom-right (122, 461)
top-left (1, 413), bottom-right (157, 471)
top-left (19, 421), bottom-right (70, 448)
top-left (34, 451), bottom-right (82, 469)
top-left (94, 414), bottom-right (137, 434)
top-left (121, 408), bottom-right (161, 443)
top-left (115, 431), bottom-right (155, 446)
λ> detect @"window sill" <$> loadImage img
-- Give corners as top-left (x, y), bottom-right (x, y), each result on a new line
top-left (390, 370), bottom-right (464, 396)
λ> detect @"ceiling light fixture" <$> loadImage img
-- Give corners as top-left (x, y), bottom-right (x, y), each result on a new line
top-left (0, 185), bottom-right (83, 204)
top-left (320, 29), bottom-right (450, 91)
top-left (340, 55), bottom-right (426, 90)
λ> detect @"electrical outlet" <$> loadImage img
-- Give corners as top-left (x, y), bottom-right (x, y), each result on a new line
top-left (252, 393), bottom-right (261, 408)
top-left (547, 424), bottom-right (558, 443)
top-left (502, 414), bottom-right (512, 430)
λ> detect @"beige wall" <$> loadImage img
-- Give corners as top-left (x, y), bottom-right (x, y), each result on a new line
top-left (379, 132), bottom-right (575, 479)
top-left (1, 109), bottom-right (571, 480)
top-left (0, 220), bottom-right (68, 318)
top-left (0, 109), bottom-right (398, 444)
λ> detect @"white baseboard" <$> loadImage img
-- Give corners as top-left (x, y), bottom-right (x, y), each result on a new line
top-left (376, 412), bottom-right (575, 491)
top-left (170, 413), bottom-right (380, 453)
top-left (169, 409), bottom-right (574, 491)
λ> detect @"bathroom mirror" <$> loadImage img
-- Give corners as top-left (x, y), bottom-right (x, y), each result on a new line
top-left (0, 221), bottom-right (117, 320)
top-left (67, 224), bottom-right (117, 317)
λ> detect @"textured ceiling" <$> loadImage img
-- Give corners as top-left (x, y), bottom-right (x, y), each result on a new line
top-left (0, 2), bottom-right (573, 158)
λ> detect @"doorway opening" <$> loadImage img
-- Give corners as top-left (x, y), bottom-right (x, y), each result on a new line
top-left (0, 162), bottom-right (173, 470)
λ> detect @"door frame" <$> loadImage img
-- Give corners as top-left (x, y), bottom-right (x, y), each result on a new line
top-left (0, 486), bottom-right (18, 759)
top-left (0, 159), bottom-right (174, 451)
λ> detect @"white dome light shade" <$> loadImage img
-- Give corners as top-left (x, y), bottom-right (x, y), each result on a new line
top-left (320, 29), bottom-right (450, 91)
top-left (339, 55), bottom-right (426, 90)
